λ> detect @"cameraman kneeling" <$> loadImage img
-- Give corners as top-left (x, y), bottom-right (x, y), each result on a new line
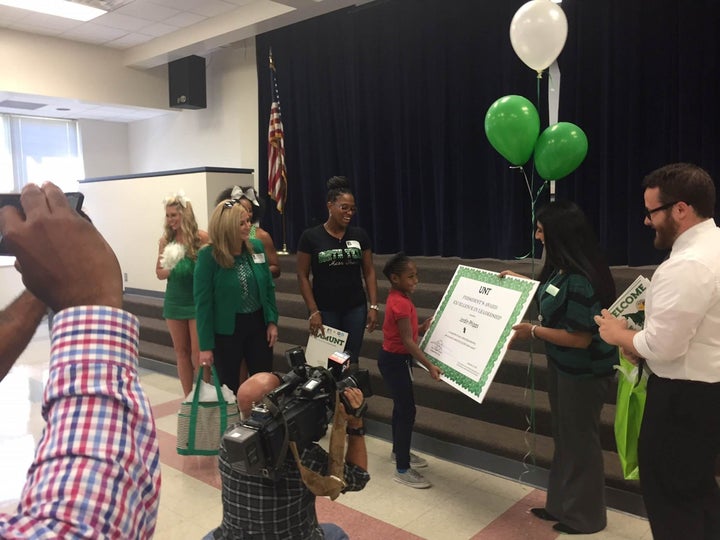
top-left (205, 372), bottom-right (370, 539)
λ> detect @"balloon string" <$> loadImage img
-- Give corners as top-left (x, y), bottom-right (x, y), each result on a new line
top-left (532, 74), bottom-right (544, 275)
top-left (512, 116), bottom-right (546, 481)
top-left (507, 169), bottom-right (547, 277)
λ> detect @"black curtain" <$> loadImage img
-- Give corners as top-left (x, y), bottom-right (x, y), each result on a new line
top-left (256, 0), bottom-right (720, 265)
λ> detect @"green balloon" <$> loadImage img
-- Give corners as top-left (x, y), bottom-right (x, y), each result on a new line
top-left (534, 122), bottom-right (589, 180)
top-left (484, 95), bottom-right (540, 166)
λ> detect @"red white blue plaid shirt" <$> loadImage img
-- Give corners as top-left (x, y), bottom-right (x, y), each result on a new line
top-left (0, 306), bottom-right (161, 539)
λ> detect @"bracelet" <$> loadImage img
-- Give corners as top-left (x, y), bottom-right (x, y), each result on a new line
top-left (530, 324), bottom-right (538, 340)
top-left (346, 426), bottom-right (365, 436)
top-left (308, 310), bottom-right (320, 320)
top-left (369, 304), bottom-right (379, 311)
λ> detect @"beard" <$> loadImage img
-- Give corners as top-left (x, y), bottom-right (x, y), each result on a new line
top-left (653, 217), bottom-right (679, 250)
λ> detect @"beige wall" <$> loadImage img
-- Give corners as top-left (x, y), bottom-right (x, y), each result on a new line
top-left (80, 170), bottom-right (253, 293)
top-left (128, 41), bottom-right (259, 176)
top-left (79, 120), bottom-right (130, 178)
top-left (1, 29), bottom-right (168, 109)
top-left (0, 263), bottom-right (24, 307)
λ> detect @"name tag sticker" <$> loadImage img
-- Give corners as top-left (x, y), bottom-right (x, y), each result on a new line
top-left (252, 253), bottom-right (266, 264)
top-left (346, 240), bottom-right (361, 249)
top-left (546, 284), bottom-right (560, 297)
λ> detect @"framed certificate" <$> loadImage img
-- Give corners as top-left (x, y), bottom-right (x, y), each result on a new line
top-left (420, 265), bottom-right (539, 403)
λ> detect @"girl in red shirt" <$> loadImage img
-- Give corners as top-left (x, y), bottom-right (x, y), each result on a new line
top-left (380, 253), bottom-right (442, 489)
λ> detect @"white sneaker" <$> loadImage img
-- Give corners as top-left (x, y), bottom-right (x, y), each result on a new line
top-left (391, 451), bottom-right (428, 468)
top-left (393, 468), bottom-right (431, 489)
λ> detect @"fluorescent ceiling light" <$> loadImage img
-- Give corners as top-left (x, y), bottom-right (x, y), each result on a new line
top-left (0, 0), bottom-right (107, 21)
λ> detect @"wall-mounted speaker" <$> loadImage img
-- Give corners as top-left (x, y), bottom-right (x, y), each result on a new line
top-left (168, 55), bottom-right (207, 110)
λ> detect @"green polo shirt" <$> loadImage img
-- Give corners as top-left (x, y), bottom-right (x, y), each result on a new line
top-left (538, 272), bottom-right (618, 378)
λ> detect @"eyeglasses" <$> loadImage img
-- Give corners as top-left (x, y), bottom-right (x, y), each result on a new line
top-left (335, 203), bottom-right (357, 213)
top-left (223, 198), bottom-right (240, 209)
top-left (644, 201), bottom-right (678, 220)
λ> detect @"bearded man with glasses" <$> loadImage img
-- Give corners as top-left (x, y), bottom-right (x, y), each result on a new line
top-left (595, 163), bottom-right (720, 540)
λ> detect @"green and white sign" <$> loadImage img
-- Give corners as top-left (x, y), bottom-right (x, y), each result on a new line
top-left (608, 275), bottom-right (650, 331)
top-left (420, 265), bottom-right (539, 403)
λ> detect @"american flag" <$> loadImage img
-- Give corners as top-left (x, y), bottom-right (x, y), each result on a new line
top-left (267, 52), bottom-right (287, 214)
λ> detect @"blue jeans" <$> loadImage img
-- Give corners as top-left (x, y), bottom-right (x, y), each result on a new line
top-left (202, 524), bottom-right (348, 539)
top-left (321, 303), bottom-right (367, 365)
top-left (378, 349), bottom-right (416, 470)
top-left (321, 523), bottom-right (350, 539)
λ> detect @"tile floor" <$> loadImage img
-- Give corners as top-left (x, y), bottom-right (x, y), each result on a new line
top-left (0, 322), bottom-right (653, 539)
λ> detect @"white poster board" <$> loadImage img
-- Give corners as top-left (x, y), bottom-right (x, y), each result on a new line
top-left (305, 325), bottom-right (349, 367)
top-left (420, 265), bottom-right (539, 403)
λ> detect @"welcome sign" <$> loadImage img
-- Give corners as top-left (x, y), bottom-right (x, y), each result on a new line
top-left (609, 275), bottom-right (650, 331)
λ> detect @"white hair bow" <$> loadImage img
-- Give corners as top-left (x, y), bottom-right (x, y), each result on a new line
top-left (230, 186), bottom-right (260, 206)
top-left (163, 190), bottom-right (191, 208)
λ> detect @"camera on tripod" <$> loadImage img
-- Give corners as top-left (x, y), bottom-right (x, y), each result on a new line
top-left (222, 346), bottom-right (371, 480)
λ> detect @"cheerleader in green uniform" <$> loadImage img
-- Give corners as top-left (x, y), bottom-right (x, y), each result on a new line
top-left (156, 192), bottom-right (209, 396)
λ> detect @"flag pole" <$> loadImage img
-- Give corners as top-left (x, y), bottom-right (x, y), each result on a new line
top-left (279, 213), bottom-right (288, 255)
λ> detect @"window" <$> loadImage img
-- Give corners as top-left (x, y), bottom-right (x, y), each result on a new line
top-left (1, 114), bottom-right (84, 193)
top-left (0, 118), bottom-right (13, 192)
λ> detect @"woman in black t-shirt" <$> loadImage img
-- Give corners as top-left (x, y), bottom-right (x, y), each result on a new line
top-left (297, 176), bottom-right (379, 366)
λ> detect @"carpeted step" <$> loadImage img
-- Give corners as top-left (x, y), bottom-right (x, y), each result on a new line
top-left (139, 339), bottom-right (175, 365)
top-left (138, 315), bottom-right (173, 348)
top-left (124, 293), bottom-right (164, 319)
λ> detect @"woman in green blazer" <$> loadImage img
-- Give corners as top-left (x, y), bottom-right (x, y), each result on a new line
top-left (194, 199), bottom-right (279, 394)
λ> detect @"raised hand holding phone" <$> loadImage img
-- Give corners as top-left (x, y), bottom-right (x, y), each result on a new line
top-left (0, 191), bottom-right (84, 255)
top-left (0, 183), bottom-right (120, 311)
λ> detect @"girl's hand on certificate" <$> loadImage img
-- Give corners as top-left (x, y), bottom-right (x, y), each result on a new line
top-left (428, 364), bottom-right (443, 381)
top-left (499, 270), bottom-right (528, 279)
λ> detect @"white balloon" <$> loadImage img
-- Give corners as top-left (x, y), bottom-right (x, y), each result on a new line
top-left (510, 0), bottom-right (568, 72)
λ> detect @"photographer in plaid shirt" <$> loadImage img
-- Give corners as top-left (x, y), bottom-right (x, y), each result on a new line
top-left (0, 182), bottom-right (160, 539)
top-left (204, 372), bottom-right (370, 540)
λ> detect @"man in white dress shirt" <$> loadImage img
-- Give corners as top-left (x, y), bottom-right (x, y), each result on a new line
top-left (595, 163), bottom-right (720, 540)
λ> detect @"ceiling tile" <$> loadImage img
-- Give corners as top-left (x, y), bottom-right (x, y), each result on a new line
top-left (105, 32), bottom-right (155, 48)
top-left (140, 21), bottom-right (177, 37)
top-left (0, 5), bottom-right (27, 23)
top-left (145, 0), bottom-right (236, 17)
top-left (7, 22), bottom-right (63, 37)
top-left (94, 12), bottom-right (153, 31)
top-left (61, 23), bottom-right (128, 43)
top-left (147, 0), bottom-right (208, 8)
top-left (113, 1), bottom-right (181, 22)
top-left (163, 12), bottom-right (206, 28)
top-left (187, 0), bottom-right (238, 18)
top-left (9, 13), bottom-right (81, 31)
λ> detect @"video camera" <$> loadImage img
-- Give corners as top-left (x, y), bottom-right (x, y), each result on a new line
top-left (222, 347), bottom-right (372, 480)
